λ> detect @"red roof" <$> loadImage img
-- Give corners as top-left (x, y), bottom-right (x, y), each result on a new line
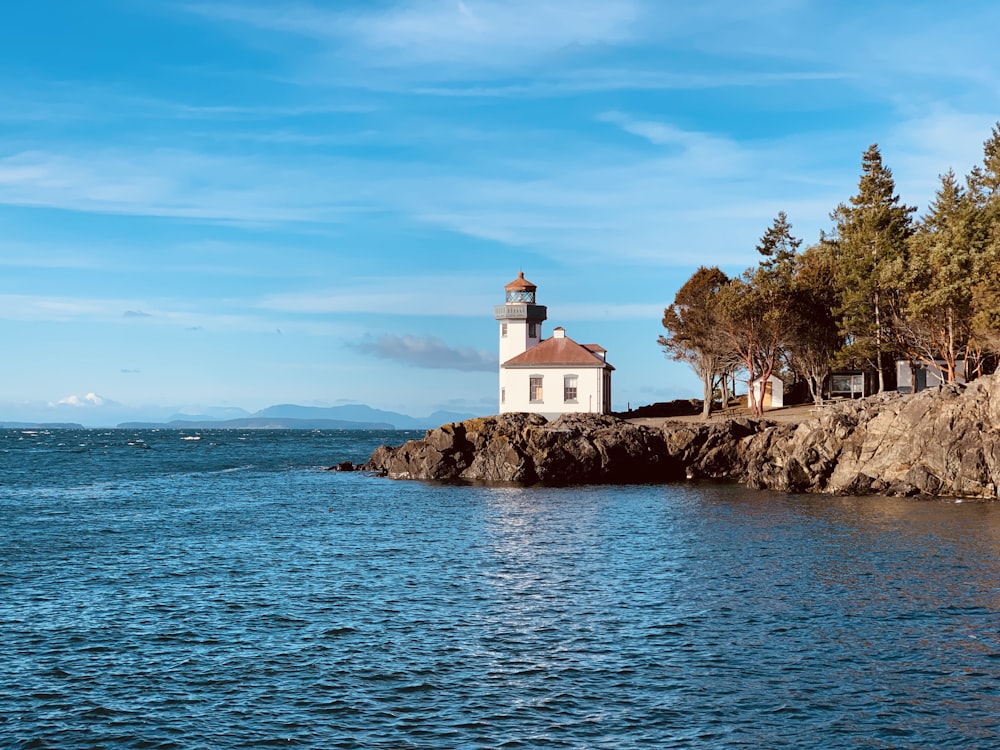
top-left (503, 333), bottom-right (613, 369)
top-left (504, 271), bottom-right (536, 292)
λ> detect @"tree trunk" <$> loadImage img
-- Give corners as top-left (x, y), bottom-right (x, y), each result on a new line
top-left (701, 372), bottom-right (713, 420)
top-left (809, 374), bottom-right (825, 406)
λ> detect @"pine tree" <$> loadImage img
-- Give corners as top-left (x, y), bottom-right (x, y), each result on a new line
top-left (717, 215), bottom-right (800, 417)
top-left (900, 170), bottom-right (976, 382)
top-left (756, 210), bottom-right (801, 273)
top-left (968, 122), bottom-right (1000, 371)
top-left (831, 145), bottom-right (915, 392)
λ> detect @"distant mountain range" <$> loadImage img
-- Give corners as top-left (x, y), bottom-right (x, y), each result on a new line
top-left (114, 403), bottom-right (478, 430)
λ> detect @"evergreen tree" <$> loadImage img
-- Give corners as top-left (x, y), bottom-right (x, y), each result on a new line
top-left (968, 123), bottom-right (1000, 371)
top-left (830, 145), bottom-right (915, 392)
top-left (756, 210), bottom-right (801, 272)
top-left (899, 170), bottom-right (976, 382)
top-left (717, 215), bottom-right (799, 417)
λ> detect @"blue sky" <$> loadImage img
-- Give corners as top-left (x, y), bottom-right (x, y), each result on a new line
top-left (2, 1), bottom-right (999, 425)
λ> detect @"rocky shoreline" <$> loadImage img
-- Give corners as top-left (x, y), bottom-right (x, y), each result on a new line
top-left (358, 375), bottom-right (1000, 500)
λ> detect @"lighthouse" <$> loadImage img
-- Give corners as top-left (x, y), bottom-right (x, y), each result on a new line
top-left (494, 271), bottom-right (547, 365)
top-left (495, 272), bottom-right (614, 418)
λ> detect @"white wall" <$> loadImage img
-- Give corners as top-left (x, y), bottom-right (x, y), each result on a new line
top-left (748, 375), bottom-right (784, 409)
top-left (500, 366), bottom-right (609, 418)
top-left (498, 317), bottom-right (540, 365)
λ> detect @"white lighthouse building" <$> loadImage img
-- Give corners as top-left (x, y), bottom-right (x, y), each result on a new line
top-left (495, 272), bottom-right (614, 419)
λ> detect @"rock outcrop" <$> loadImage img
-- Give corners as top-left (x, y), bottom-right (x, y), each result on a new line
top-left (362, 375), bottom-right (1000, 499)
top-left (743, 378), bottom-right (1000, 498)
top-left (363, 412), bottom-right (770, 486)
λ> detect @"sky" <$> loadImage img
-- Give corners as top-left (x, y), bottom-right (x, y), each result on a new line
top-left (2, 1), bottom-right (1000, 425)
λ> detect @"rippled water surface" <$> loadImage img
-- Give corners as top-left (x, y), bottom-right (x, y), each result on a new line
top-left (3, 429), bottom-right (1000, 748)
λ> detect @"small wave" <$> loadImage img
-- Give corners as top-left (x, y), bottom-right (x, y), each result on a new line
top-left (180, 436), bottom-right (201, 441)
top-left (322, 626), bottom-right (357, 637)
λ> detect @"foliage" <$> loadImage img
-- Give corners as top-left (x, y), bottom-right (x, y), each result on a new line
top-left (829, 144), bottom-right (915, 392)
top-left (657, 122), bottom-right (1000, 406)
top-left (715, 215), bottom-right (800, 417)
top-left (786, 238), bottom-right (841, 404)
top-left (658, 266), bottom-right (734, 419)
top-left (968, 124), bottom-right (1000, 371)
top-left (897, 170), bottom-right (976, 382)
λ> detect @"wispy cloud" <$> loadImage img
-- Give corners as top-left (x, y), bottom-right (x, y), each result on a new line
top-left (353, 333), bottom-right (498, 372)
top-left (885, 109), bottom-right (1000, 210)
top-left (258, 274), bottom-right (495, 317)
top-left (0, 294), bottom-right (124, 322)
top-left (0, 293), bottom-right (343, 336)
top-left (408, 69), bottom-right (848, 98)
top-left (0, 149), bottom-right (363, 225)
top-left (183, 0), bottom-right (642, 70)
top-left (598, 111), bottom-right (751, 172)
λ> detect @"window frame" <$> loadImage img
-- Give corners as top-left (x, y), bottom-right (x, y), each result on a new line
top-left (529, 375), bottom-right (543, 403)
top-left (563, 374), bottom-right (578, 403)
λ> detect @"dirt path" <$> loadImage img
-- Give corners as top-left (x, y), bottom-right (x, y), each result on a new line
top-left (625, 402), bottom-right (826, 427)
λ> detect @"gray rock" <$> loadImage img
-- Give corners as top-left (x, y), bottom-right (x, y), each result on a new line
top-left (361, 374), bottom-right (1000, 499)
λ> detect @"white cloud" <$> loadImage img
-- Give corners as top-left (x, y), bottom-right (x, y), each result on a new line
top-left (345, 0), bottom-right (642, 67)
top-left (0, 149), bottom-right (358, 225)
top-left (0, 119), bottom-right (866, 272)
top-left (53, 392), bottom-right (107, 408)
top-left (0, 294), bottom-right (122, 322)
top-left (184, 0), bottom-right (643, 70)
top-left (407, 69), bottom-right (848, 98)
top-left (884, 109), bottom-right (1000, 211)
top-left (258, 274), bottom-right (495, 316)
top-left (0, 293), bottom-right (355, 337)
top-left (597, 111), bottom-right (751, 174)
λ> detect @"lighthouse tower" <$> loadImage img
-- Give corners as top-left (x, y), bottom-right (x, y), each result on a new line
top-left (494, 271), bottom-right (547, 365)
top-left (494, 271), bottom-right (614, 417)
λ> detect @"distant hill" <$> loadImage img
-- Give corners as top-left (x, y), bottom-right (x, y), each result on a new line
top-left (117, 417), bottom-right (395, 430)
top-left (116, 404), bottom-right (478, 430)
top-left (253, 404), bottom-right (477, 430)
top-left (163, 407), bottom-right (252, 422)
top-left (1, 422), bottom-right (85, 429)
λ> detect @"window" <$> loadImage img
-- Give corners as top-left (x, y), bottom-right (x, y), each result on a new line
top-left (529, 376), bottom-right (543, 402)
top-left (564, 375), bottom-right (578, 403)
top-left (501, 387), bottom-right (505, 404)
top-left (830, 373), bottom-right (864, 398)
top-left (501, 323), bottom-right (508, 337)
top-left (506, 290), bottom-right (535, 303)
top-left (528, 322), bottom-right (537, 338)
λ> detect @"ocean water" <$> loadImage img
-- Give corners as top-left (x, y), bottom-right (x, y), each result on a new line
top-left (2, 428), bottom-right (1000, 749)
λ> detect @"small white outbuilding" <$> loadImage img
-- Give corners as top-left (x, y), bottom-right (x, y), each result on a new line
top-left (748, 374), bottom-right (784, 410)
